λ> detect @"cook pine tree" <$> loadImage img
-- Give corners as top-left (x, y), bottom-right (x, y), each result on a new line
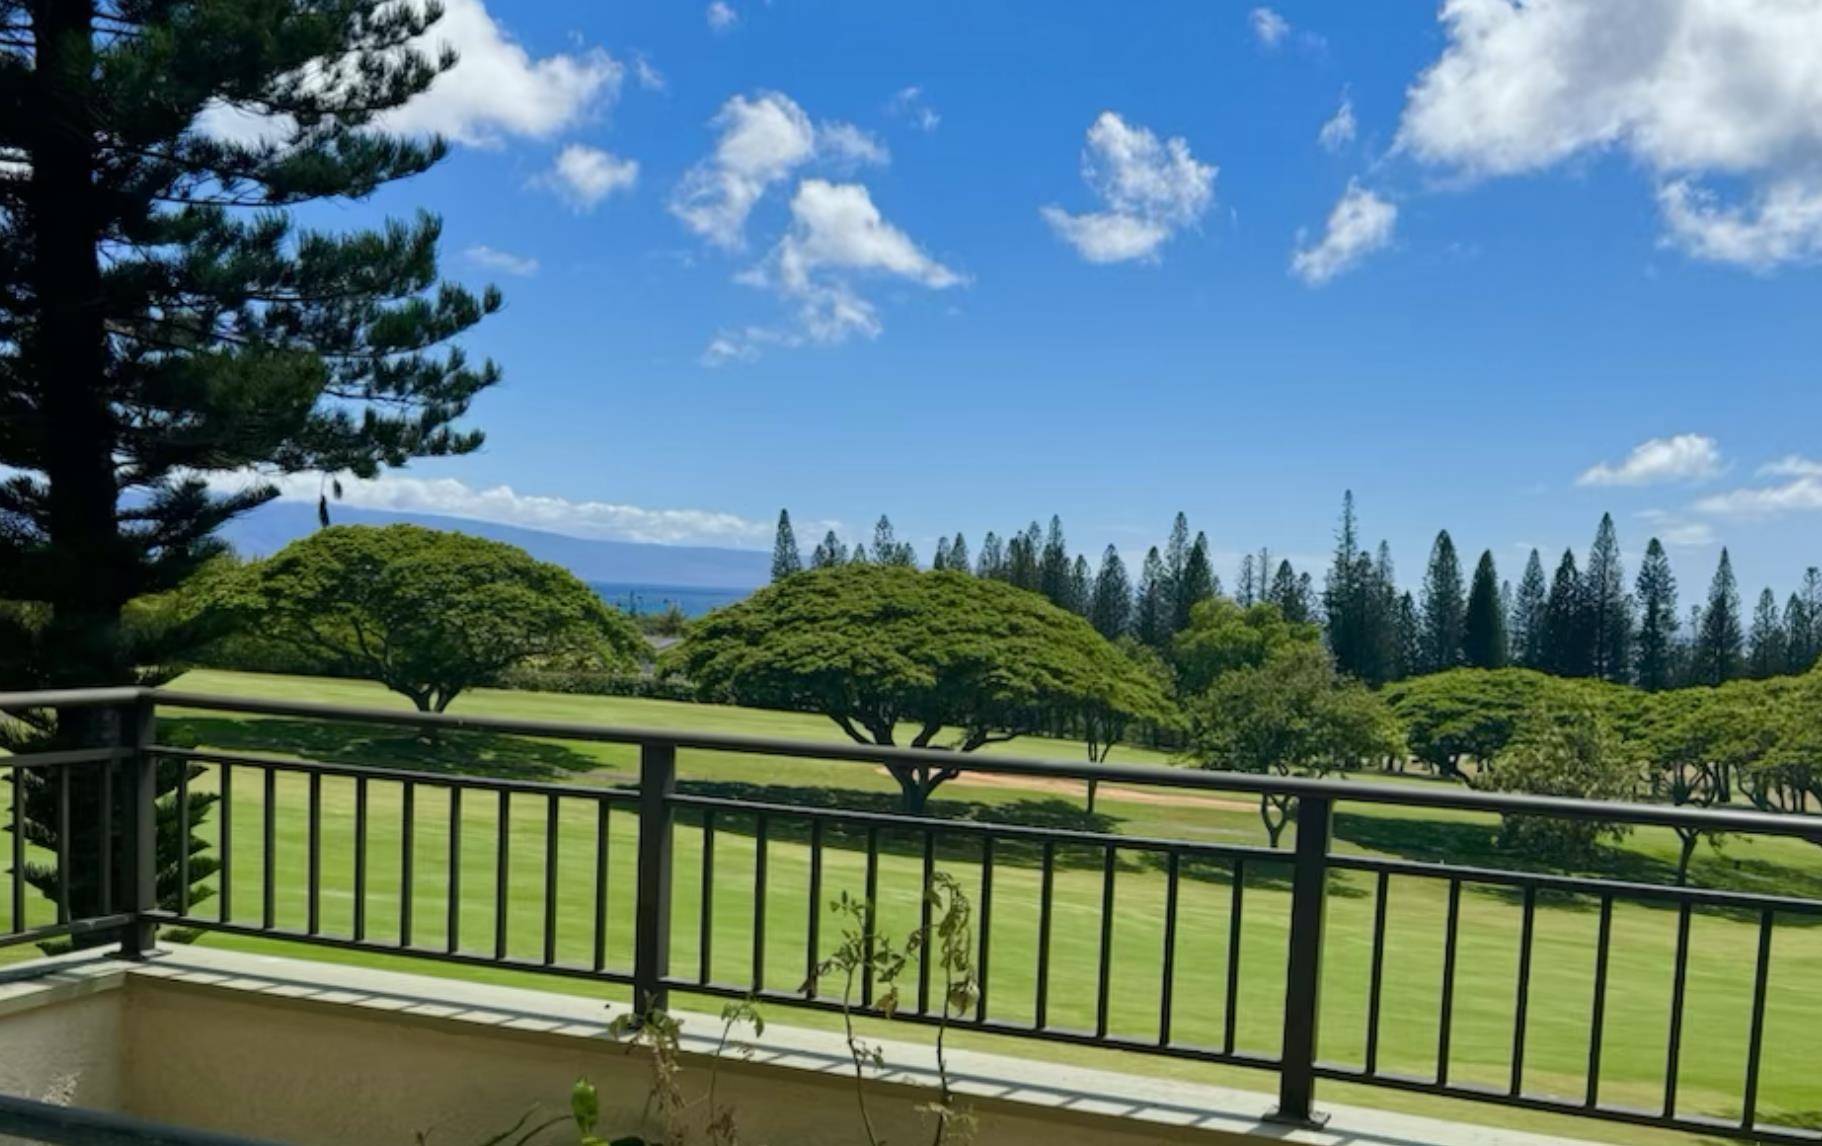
top-left (1, 1), bottom-right (503, 932)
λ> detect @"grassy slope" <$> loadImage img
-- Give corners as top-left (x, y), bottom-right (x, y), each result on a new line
top-left (9, 668), bottom-right (1821, 1144)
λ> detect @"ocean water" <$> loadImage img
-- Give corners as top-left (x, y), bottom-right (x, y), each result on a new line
top-left (590, 582), bottom-right (752, 618)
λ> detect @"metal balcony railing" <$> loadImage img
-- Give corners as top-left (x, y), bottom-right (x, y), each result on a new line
top-left (2, 686), bottom-right (1819, 1142)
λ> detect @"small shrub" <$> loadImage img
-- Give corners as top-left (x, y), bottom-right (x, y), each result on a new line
top-left (1482, 703), bottom-right (1641, 865)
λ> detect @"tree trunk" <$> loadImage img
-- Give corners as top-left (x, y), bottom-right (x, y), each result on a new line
top-left (1086, 779), bottom-right (1099, 815)
top-left (1260, 796), bottom-right (1287, 849)
top-left (1675, 829), bottom-right (1699, 887)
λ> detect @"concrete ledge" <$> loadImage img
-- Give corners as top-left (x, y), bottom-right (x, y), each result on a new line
top-left (0, 946), bottom-right (1601, 1146)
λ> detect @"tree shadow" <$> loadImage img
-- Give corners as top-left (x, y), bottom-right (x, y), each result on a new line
top-left (159, 715), bottom-right (601, 781)
top-left (670, 779), bottom-right (1140, 873)
top-left (1333, 811), bottom-right (1822, 927)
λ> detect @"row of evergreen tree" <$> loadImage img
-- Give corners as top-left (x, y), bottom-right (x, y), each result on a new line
top-left (769, 497), bottom-right (1821, 691)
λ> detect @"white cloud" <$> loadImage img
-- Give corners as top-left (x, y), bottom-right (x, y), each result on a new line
top-left (632, 54), bottom-right (666, 92)
top-left (226, 472), bottom-right (834, 548)
top-left (890, 86), bottom-right (941, 132)
top-left (670, 91), bottom-right (886, 249)
top-left (719, 179), bottom-right (963, 356)
top-left (1696, 476), bottom-right (1822, 518)
top-left (1397, 0), bottom-right (1822, 269)
top-left (1251, 7), bottom-right (1291, 47)
top-left (1318, 92), bottom-right (1357, 153)
top-left (463, 245), bottom-right (539, 276)
top-left (1761, 455), bottom-right (1822, 478)
top-left (707, 2), bottom-right (738, 32)
top-left (194, 0), bottom-right (623, 149)
top-left (1659, 521), bottom-right (1718, 547)
top-left (1041, 112), bottom-right (1216, 264)
top-left (1577, 434), bottom-right (1726, 486)
top-left (536, 144), bottom-right (639, 210)
top-left (1290, 181), bottom-right (1397, 284)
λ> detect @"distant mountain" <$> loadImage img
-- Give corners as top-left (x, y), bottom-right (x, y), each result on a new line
top-left (221, 502), bottom-right (770, 590)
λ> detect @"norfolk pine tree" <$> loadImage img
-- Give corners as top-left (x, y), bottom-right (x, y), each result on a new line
top-left (811, 530), bottom-right (848, 569)
top-left (771, 510), bottom-right (802, 580)
top-left (1461, 550), bottom-right (1508, 668)
top-left (1694, 549), bottom-right (1744, 685)
top-left (1511, 549), bottom-right (1549, 669)
top-left (1543, 550), bottom-right (1592, 677)
top-left (947, 533), bottom-right (971, 574)
top-left (1090, 546), bottom-right (1133, 639)
top-left (1, 0), bottom-right (502, 929)
top-left (1419, 530), bottom-right (1467, 672)
top-left (1634, 539), bottom-right (1680, 691)
top-left (1748, 588), bottom-right (1788, 678)
top-left (1585, 514), bottom-right (1632, 682)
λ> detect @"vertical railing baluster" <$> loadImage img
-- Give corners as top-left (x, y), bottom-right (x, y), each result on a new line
top-left (918, 829), bottom-right (935, 1015)
top-left (123, 696), bottom-right (159, 957)
top-left (99, 757), bottom-right (115, 917)
top-left (494, 789), bottom-right (511, 960)
top-left (306, 772), bottom-right (321, 935)
top-left (862, 826), bottom-right (879, 1009)
top-left (1095, 844), bottom-right (1117, 1039)
top-left (976, 835), bottom-right (993, 1024)
top-left (1365, 870), bottom-right (1389, 1076)
top-left (1159, 850), bottom-right (1180, 1047)
top-left (1223, 858), bottom-right (1245, 1056)
top-left (1510, 883), bottom-right (1537, 1097)
top-left (805, 818), bottom-right (823, 997)
top-left (1270, 795), bottom-right (1332, 1126)
top-left (9, 765), bottom-right (22, 935)
top-left (54, 766), bottom-right (71, 925)
top-left (262, 767), bottom-right (276, 931)
top-left (1741, 909), bottom-right (1775, 1130)
top-left (173, 759), bottom-right (187, 916)
top-left (1585, 895), bottom-right (1613, 1109)
top-left (215, 765), bottom-right (229, 924)
top-left (353, 775), bottom-right (368, 942)
top-left (1436, 878), bottom-right (1462, 1087)
top-left (543, 795), bottom-right (559, 965)
top-left (1663, 900), bottom-right (1692, 1117)
top-left (752, 813), bottom-right (769, 992)
top-left (632, 743), bottom-right (676, 1012)
top-left (446, 786), bottom-right (462, 953)
top-left (1035, 839), bottom-right (1056, 1030)
top-left (697, 810), bottom-right (714, 983)
top-left (593, 800), bottom-right (610, 973)
top-left (400, 781), bottom-right (415, 947)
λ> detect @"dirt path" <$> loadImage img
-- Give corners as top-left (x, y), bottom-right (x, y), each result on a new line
top-left (879, 766), bottom-right (1259, 813)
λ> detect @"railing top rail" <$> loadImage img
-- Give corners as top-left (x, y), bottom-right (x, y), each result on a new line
top-left (3, 685), bottom-right (1817, 843)
top-left (0, 685), bottom-right (146, 711)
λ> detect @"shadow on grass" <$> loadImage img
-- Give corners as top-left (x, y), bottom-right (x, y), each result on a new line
top-left (160, 715), bottom-right (601, 781)
top-left (1334, 811), bottom-right (1822, 926)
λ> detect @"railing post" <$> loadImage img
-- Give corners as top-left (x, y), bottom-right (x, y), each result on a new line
top-left (632, 742), bottom-right (676, 1014)
top-left (119, 695), bottom-right (159, 959)
top-left (1270, 793), bottom-right (1332, 1127)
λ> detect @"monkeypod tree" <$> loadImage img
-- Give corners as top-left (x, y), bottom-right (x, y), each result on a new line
top-left (672, 565), bottom-right (1176, 812)
top-left (235, 526), bottom-right (643, 714)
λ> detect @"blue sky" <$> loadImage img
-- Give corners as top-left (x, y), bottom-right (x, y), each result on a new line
top-left (260, 0), bottom-right (1822, 599)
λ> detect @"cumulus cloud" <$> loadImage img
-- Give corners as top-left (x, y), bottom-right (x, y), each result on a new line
top-left (889, 86), bottom-right (941, 132)
top-left (670, 91), bottom-right (886, 249)
top-left (1577, 434), bottom-right (1726, 486)
top-left (463, 245), bottom-right (539, 276)
top-left (712, 179), bottom-right (963, 359)
top-left (1041, 112), bottom-right (1216, 264)
top-left (1693, 454), bottom-right (1822, 518)
top-left (707, 2), bottom-right (738, 32)
top-left (1397, 0), bottom-right (1822, 269)
top-left (536, 144), bottom-right (639, 210)
top-left (1761, 455), bottom-right (1822, 478)
top-left (1318, 92), bottom-right (1357, 153)
top-left (1636, 508), bottom-right (1717, 547)
top-left (1290, 181), bottom-right (1397, 284)
top-left (1250, 7), bottom-right (1291, 47)
top-left (226, 472), bottom-right (833, 548)
top-left (195, 0), bottom-right (623, 148)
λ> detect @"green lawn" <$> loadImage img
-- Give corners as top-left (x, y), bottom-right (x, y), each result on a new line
top-left (9, 668), bottom-right (1822, 1145)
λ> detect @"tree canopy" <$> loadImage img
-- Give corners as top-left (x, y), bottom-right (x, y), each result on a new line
top-left (233, 526), bottom-right (642, 713)
top-left (671, 564), bottom-right (1176, 811)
